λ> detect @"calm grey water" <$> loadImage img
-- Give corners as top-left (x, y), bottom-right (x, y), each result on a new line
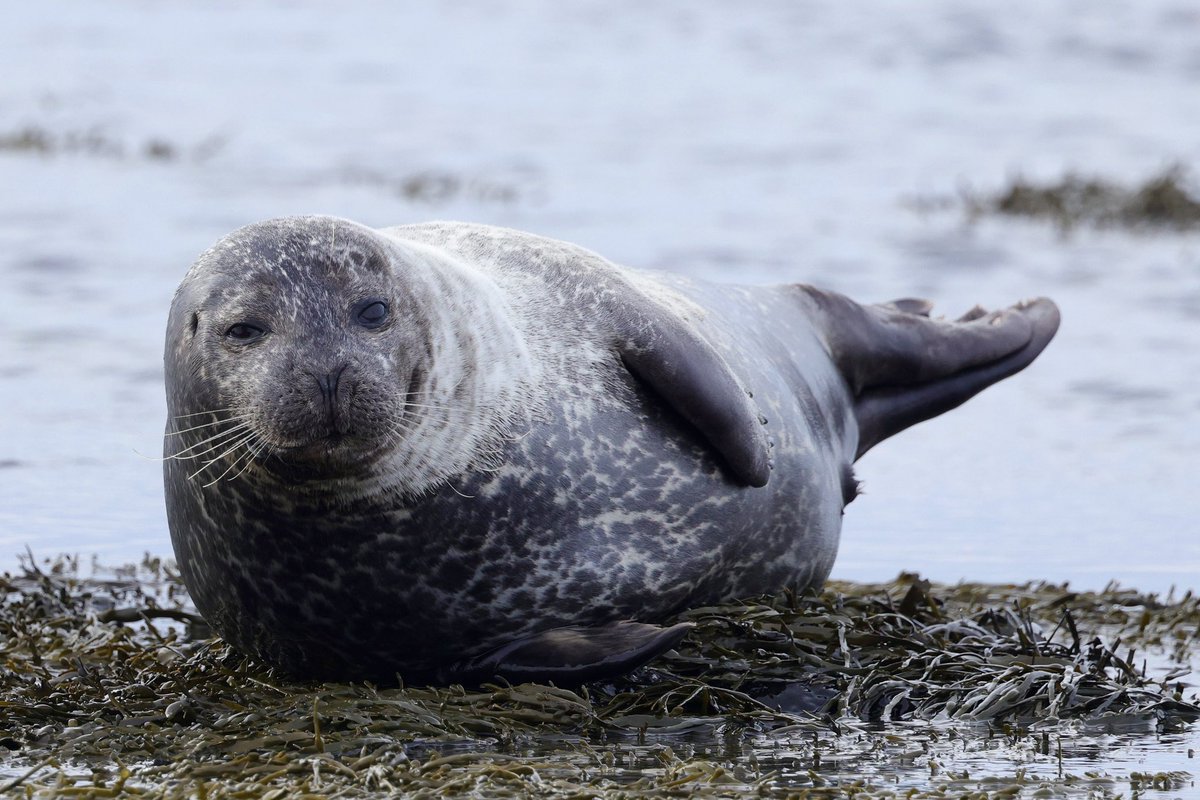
top-left (1, 1), bottom-right (1198, 598)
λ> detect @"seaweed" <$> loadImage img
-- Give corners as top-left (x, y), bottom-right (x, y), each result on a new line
top-left (911, 166), bottom-right (1200, 232)
top-left (0, 126), bottom-right (226, 163)
top-left (2, 556), bottom-right (1197, 797)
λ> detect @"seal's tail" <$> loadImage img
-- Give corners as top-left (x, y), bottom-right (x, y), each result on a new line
top-left (802, 288), bottom-right (1061, 459)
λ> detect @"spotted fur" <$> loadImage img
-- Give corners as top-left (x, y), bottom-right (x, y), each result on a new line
top-left (164, 216), bottom-right (1057, 682)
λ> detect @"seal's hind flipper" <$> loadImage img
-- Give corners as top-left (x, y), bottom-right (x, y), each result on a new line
top-left (443, 621), bottom-right (694, 687)
top-left (802, 287), bottom-right (1060, 458)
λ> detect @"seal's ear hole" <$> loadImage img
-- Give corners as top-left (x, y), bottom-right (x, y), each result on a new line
top-left (189, 312), bottom-right (200, 337)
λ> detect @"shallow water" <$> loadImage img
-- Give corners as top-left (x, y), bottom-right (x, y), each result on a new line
top-left (1, 4), bottom-right (1198, 593)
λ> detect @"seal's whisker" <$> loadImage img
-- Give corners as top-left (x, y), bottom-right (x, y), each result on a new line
top-left (202, 434), bottom-right (263, 487)
top-left (446, 481), bottom-right (475, 499)
top-left (227, 450), bottom-right (256, 483)
top-left (386, 414), bottom-right (492, 447)
top-left (209, 449), bottom-right (254, 486)
top-left (384, 420), bottom-right (413, 441)
top-left (392, 409), bottom-right (486, 435)
top-left (399, 394), bottom-right (454, 406)
top-left (201, 455), bottom-right (247, 488)
top-left (393, 402), bottom-right (492, 429)
top-left (165, 414), bottom-right (254, 436)
top-left (390, 414), bottom-right (423, 431)
top-left (140, 421), bottom-right (254, 462)
top-left (164, 422), bottom-right (255, 460)
top-left (187, 430), bottom-right (259, 481)
top-left (386, 419), bottom-right (423, 443)
top-left (229, 436), bottom-right (270, 483)
top-left (397, 408), bottom-right (502, 434)
top-left (499, 427), bottom-right (534, 443)
top-left (172, 407), bottom-right (247, 420)
top-left (398, 398), bottom-right (461, 409)
top-left (175, 432), bottom-right (258, 464)
top-left (168, 427), bottom-right (254, 460)
top-left (397, 400), bottom-right (466, 412)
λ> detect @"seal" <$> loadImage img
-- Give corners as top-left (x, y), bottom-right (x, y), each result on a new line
top-left (164, 216), bottom-right (1059, 684)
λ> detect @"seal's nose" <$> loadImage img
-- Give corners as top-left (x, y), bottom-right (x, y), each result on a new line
top-left (315, 365), bottom-right (349, 432)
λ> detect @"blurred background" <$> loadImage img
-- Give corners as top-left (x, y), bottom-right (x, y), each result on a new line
top-left (1, 0), bottom-right (1197, 591)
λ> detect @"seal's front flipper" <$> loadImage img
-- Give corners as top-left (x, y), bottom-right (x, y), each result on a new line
top-left (443, 621), bottom-right (694, 687)
top-left (619, 313), bottom-right (772, 487)
top-left (802, 287), bottom-right (1060, 459)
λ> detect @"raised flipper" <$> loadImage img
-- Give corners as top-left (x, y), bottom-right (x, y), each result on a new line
top-left (440, 621), bottom-right (694, 687)
top-left (800, 287), bottom-right (1060, 459)
top-left (617, 305), bottom-right (772, 487)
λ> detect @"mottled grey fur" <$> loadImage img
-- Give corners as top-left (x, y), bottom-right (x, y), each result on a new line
top-left (164, 216), bottom-right (1059, 683)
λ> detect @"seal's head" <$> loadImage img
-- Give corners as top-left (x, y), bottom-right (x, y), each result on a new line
top-left (165, 216), bottom-right (533, 497)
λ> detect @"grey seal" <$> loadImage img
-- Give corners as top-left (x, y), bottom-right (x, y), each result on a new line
top-left (163, 216), bottom-right (1059, 684)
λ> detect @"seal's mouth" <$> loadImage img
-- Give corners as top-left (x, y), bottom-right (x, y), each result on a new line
top-left (261, 428), bottom-right (393, 483)
top-left (247, 362), bottom-right (424, 484)
top-left (275, 431), bottom-right (382, 461)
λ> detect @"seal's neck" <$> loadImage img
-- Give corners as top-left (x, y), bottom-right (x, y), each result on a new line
top-left (362, 241), bottom-right (542, 501)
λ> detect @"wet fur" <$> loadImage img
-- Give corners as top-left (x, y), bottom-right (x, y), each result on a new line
top-left (164, 217), bottom-right (1058, 683)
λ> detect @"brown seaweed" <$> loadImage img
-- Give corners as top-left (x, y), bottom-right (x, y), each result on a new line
top-left (1, 556), bottom-right (1196, 797)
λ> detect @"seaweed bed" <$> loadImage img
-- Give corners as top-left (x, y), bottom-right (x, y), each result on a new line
top-left (912, 167), bottom-right (1200, 232)
top-left (2, 557), bottom-right (1198, 798)
top-left (0, 124), bottom-right (531, 206)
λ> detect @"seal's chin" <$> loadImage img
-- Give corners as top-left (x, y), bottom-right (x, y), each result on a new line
top-left (265, 432), bottom-right (391, 483)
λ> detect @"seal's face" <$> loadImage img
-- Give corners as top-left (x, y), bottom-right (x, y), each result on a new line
top-left (167, 218), bottom-right (433, 483)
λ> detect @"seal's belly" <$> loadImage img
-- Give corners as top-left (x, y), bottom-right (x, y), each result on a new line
top-left (364, 332), bottom-right (852, 646)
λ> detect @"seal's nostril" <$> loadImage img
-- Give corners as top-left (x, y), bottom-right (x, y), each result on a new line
top-left (315, 373), bottom-right (333, 404)
top-left (316, 365), bottom-right (348, 401)
top-left (315, 365), bottom-right (350, 431)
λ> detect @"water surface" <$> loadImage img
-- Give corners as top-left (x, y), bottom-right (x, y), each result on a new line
top-left (1, 0), bottom-right (1198, 593)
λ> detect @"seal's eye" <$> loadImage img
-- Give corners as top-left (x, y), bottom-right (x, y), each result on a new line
top-left (225, 323), bottom-right (265, 342)
top-left (357, 301), bottom-right (389, 328)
